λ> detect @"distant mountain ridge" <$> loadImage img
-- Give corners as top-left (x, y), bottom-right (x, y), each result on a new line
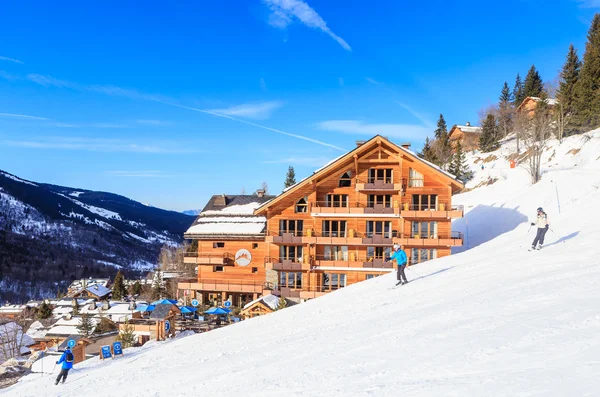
top-left (0, 169), bottom-right (195, 302)
top-left (182, 209), bottom-right (201, 216)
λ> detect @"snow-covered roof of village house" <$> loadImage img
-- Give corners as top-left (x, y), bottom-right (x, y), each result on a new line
top-left (529, 97), bottom-right (559, 106)
top-left (455, 125), bottom-right (483, 133)
top-left (84, 283), bottom-right (111, 298)
top-left (68, 278), bottom-right (110, 291)
top-left (243, 294), bottom-right (280, 310)
top-left (0, 322), bottom-right (35, 362)
top-left (0, 304), bottom-right (27, 315)
top-left (185, 195), bottom-right (273, 238)
top-left (26, 320), bottom-right (50, 340)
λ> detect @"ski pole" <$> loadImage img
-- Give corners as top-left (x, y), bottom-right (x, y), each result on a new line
top-left (406, 266), bottom-right (423, 279)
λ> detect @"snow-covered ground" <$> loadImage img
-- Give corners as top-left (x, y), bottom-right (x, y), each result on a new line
top-left (4, 131), bottom-right (600, 397)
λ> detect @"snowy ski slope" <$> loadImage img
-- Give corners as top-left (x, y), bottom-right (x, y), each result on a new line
top-left (4, 131), bottom-right (600, 397)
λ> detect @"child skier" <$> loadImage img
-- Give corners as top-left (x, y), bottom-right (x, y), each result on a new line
top-left (55, 347), bottom-right (74, 385)
top-left (389, 244), bottom-right (408, 285)
top-left (531, 207), bottom-right (550, 250)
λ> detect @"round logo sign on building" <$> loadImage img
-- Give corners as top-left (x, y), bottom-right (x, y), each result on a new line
top-left (235, 249), bottom-right (252, 267)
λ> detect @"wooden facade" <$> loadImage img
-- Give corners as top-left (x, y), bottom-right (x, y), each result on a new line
top-left (179, 135), bottom-right (464, 303)
top-left (448, 123), bottom-right (482, 152)
top-left (516, 96), bottom-right (558, 117)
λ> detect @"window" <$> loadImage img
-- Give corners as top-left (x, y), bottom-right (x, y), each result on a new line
top-left (214, 266), bottom-right (224, 272)
top-left (252, 243), bottom-right (259, 249)
top-left (279, 219), bottom-right (304, 236)
top-left (366, 221), bottom-right (393, 238)
top-left (295, 197), bottom-right (308, 213)
top-left (410, 248), bottom-right (437, 264)
top-left (339, 171), bottom-right (352, 187)
top-left (409, 168), bottom-right (424, 187)
top-left (367, 246), bottom-right (392, 260)
top-left (322, 220), bottom-right (347, 237)
top-left (411, 221), bottom-right (438, 239)
top-left (326, 194), bottom-right (349, 208)
top-left (252, 267), bottom-right (258, 274)
top-left (280, 245), bottom-right (303, 261)
top-left (322, 273), bottom-right (347, 291)
top-left (365, 274), bottom-right (380, 280)
top-left (367, 194), bottom-right (392, 208)
top-left (412, 194), bottom-right (437, 211)
top-left (368, 168), bottom-right (393, 183)
top-left (280, 272), bottom-right (302, 288)
top-left (323, 246), bottom-right (348, 261)
top-left (213, 242), bottom-right (225, 248)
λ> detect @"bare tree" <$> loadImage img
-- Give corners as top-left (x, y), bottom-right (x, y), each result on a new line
top-left (520, 98), bottom-right (555, 184)
top-left (260, 181), bottom-right (269, 195)
top-left (240, 187), bottom-right (246, 195)
top-left (0, 314), bottom-right (32, 362)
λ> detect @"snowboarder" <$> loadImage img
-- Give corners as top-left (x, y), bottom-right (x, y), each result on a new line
top-left (389, 244), bottom-right (408, 285)
top-left (530, 207), bottom-right (549, 250)
top-left (55, 347), bottom-right (74, 385)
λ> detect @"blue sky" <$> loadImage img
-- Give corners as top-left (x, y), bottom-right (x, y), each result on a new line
top-left (0, 0), bottom-right (598, 211)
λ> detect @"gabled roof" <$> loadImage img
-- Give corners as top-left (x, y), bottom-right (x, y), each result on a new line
top-left (255, 135), bottom-right (464, 214)
top-left (149, 304), bottom-right (180, 320)
top-left (449, 124), bottom-right (482, 136)
top-left (84, 284), bottom-right (112, 298)
top-left (516, 96), bottom-right (559, 112)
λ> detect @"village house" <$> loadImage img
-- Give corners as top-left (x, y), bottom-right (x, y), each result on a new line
top-left (179, 135), bottom-right (464, 304)
top-left (448, 122), bottom-right (483, 152)
top-left (516, 96), bottom-right (559, 117)
top-left (240, 295), bottom-right (297, 320)
top-left (67, 278), bottom-right (111, 295)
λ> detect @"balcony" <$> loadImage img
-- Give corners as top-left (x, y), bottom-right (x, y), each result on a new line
top-left (266, 256), bottom-right (310, 271)
top-left (315, 256), bottom-right (394, 269)
top-left (178, 279), bottom-right (267, 293)
top-left (183, 252), bottom-right (233, 265)
top-left (394, 231), bottom-right (464, 247)
top-left (355, 178), bottom-right (403, 192)
top-left (309, 201), bottom-right (400, 217)
top-left (265, 231), bottom-right (304, 244)
top-left (399, 204), bottom-right (464, 219)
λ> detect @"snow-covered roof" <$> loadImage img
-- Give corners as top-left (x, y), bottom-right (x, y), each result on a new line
top-left (84, 283), bottom-right (112, 298)
top-left (455, 125), bottom-right (483, 133)
top-left (0, 304), bottom-right (27, 315)
top-left (68, 278), bottom-right (110, 290)
top-left (0, 322), bottom-right (35, 362)
top-left (243, 294), bottom-right (281, 310)
top-left (530, 97), bottom-right (559, 106)
top-left (202, 202), bottom-right (265, 216)
top-left (26, 321), bottom-right (49, 340)
top-left (185, 216), bottom-right (267, 236)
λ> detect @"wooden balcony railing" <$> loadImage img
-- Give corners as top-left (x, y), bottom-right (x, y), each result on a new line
top-left (183, 252), bottom-right (233, 265)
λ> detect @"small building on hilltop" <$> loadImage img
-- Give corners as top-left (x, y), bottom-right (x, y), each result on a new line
top-left (240, 294), bottom-right (297, 320)
top-left (68, 278), bottom-right (110, 295)
top-left (516, 96), bottom-right (559, 117)
top-left (449, 122), bottom-right (483, 152)
top-left (70, 284), bottom-right (112, 301)
top-left (178, 193), bottom-right (275, 308)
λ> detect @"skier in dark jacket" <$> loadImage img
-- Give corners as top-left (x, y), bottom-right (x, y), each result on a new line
top-left (389, 244), bottom-right (408, 285)
top-left (531, 207), bottom-right (550, 250)
top-left (55, 347), bottom-right (74, 385)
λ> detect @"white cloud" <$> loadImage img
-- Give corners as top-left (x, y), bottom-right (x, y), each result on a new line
top-left (136, 119), bottom-right (170, 126)
top-left (0, 112), bottom-right (48, 120)
top-left (206, 101), bottom-right (284, 120)
top-left (0, 56), bottom-right (23, 64)
top-left (396, 102), bottom-right (435, 129)
top-left (27, 74), bottom-right (75, 88)
top-left (0, 137), bottom-right (201, 154)
top-left (365, 77), bottom-right (380, 85)
top-left (316, 120), bottom-right (432, 140)
top-left (263, 0), bottom-right (351, 51)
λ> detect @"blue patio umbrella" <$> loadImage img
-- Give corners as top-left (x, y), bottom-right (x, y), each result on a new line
top-left (204, 307), bottom-right (231, 315)
top-left (151, 299), bottom-right (178, 305)
top-left (180, 306), bottom-right (198, 314)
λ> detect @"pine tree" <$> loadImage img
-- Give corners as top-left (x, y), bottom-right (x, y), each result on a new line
top-left (573, 14), bottom-right (600, 132)
top-left (418, 137), bottom-right (438, 164)
top-left (434, 114), bottom-right (448, 140)
top-left (130, 280), bottom-right (142, 296)
top-left (498, 82), bottom-right (514, 137)
top-left (513, 73), bottom-right (525, 106)
top-left (151, 271), bottom-right (164, 300)
top-left (523, 65), bottom-right (544, 98)
top-left (433, 114), bottom-right (452, 168)
top-left (116, 321), bottom-right (137, 348)
top-left (112, 270), bottom-right (127, 301)
top-left (284, 166), bottom-right (296, 188)
top-left (77, 313), bottom-right (95, 337)
top-left (37, 301), bottom-right (53, 319)
top-left (448, 141), bottom-right (471, 182)
top-left (557, 44), bottom-right (582, 137)
top-left (275, 296), bottom-right (288, 311)
top-left (479, 113), bottom-right (500, 153)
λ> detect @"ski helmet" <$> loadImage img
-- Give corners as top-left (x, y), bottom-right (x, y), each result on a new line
top-left (537, 207), bottom-right (543, 212)
top-left (393, 244), bottom-right (400, 250)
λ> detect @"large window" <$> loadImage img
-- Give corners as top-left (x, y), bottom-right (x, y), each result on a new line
top-left (366, 221), bottom-right (393, 238)
top-left (322, 220), bottom-right (347, 237)
top-left (322, 273), bottom-right (347, 291)
top-left (280, 272), bottom-right (302, 288)
top-left (326, 194), bottom-right (349, 208)
top-left (409, 168), bottom-right (424, 187)
top-left (279, 245), bottom-right (303, 262)
top-left (412, 194), bottom-right (437, 211)
top-left (410, 248), bottom-right (437, 264)
top-left (368, 168), bottom-right (393, 183)
top-left (411, 221), bottom-right (438, 239)
top-left (323, 246), bottom-right (348, 261)
top-left (339, 171), bottom-right (352, 187)
top-left (295, 197), bottom-right (308, 213)
top-left (279, 219), bottom-right (304, 236)
top-left (367, 194), bottom-right (392, 208)
top-left (367, 246), bottom-right (392, 260)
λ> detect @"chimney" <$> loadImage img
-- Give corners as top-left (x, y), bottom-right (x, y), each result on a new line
top-left (256, 189), bottom-right (266, 198)
top-left (401, 142), bottom-right (411, 149)
top-left (466, 122), bottom-right (471, 126)
top-left (356, 140), bottom-right (366, 147)
top-left (214, 194), bottom-right (226, 206)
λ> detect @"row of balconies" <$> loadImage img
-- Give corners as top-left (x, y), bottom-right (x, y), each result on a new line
top-left (266, 231), bottom-right (464, 247)
top-left (309, 202), bottom-right (463, 218)
top-left (267, 256), bottom-right (395, 271)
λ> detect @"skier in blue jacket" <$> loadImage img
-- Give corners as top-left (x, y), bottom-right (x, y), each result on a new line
top-left (55, 347), bottom-right (74, 385)
top-left (389, 244), bottom-right (408, 285)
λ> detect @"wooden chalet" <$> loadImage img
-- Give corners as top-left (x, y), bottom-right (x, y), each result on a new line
top-left (255, 135), bottom-right (464, 300)
top-left (448, 122), bottom-right (483, 152)
top-left (179, 135), bottom-right (464, 303)
top-left (178, 193), bottom-right (275, 307)
top-left (516, 96), bottom-right (558, 117)
top-left (240, 294), bottom-right (296, 320)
